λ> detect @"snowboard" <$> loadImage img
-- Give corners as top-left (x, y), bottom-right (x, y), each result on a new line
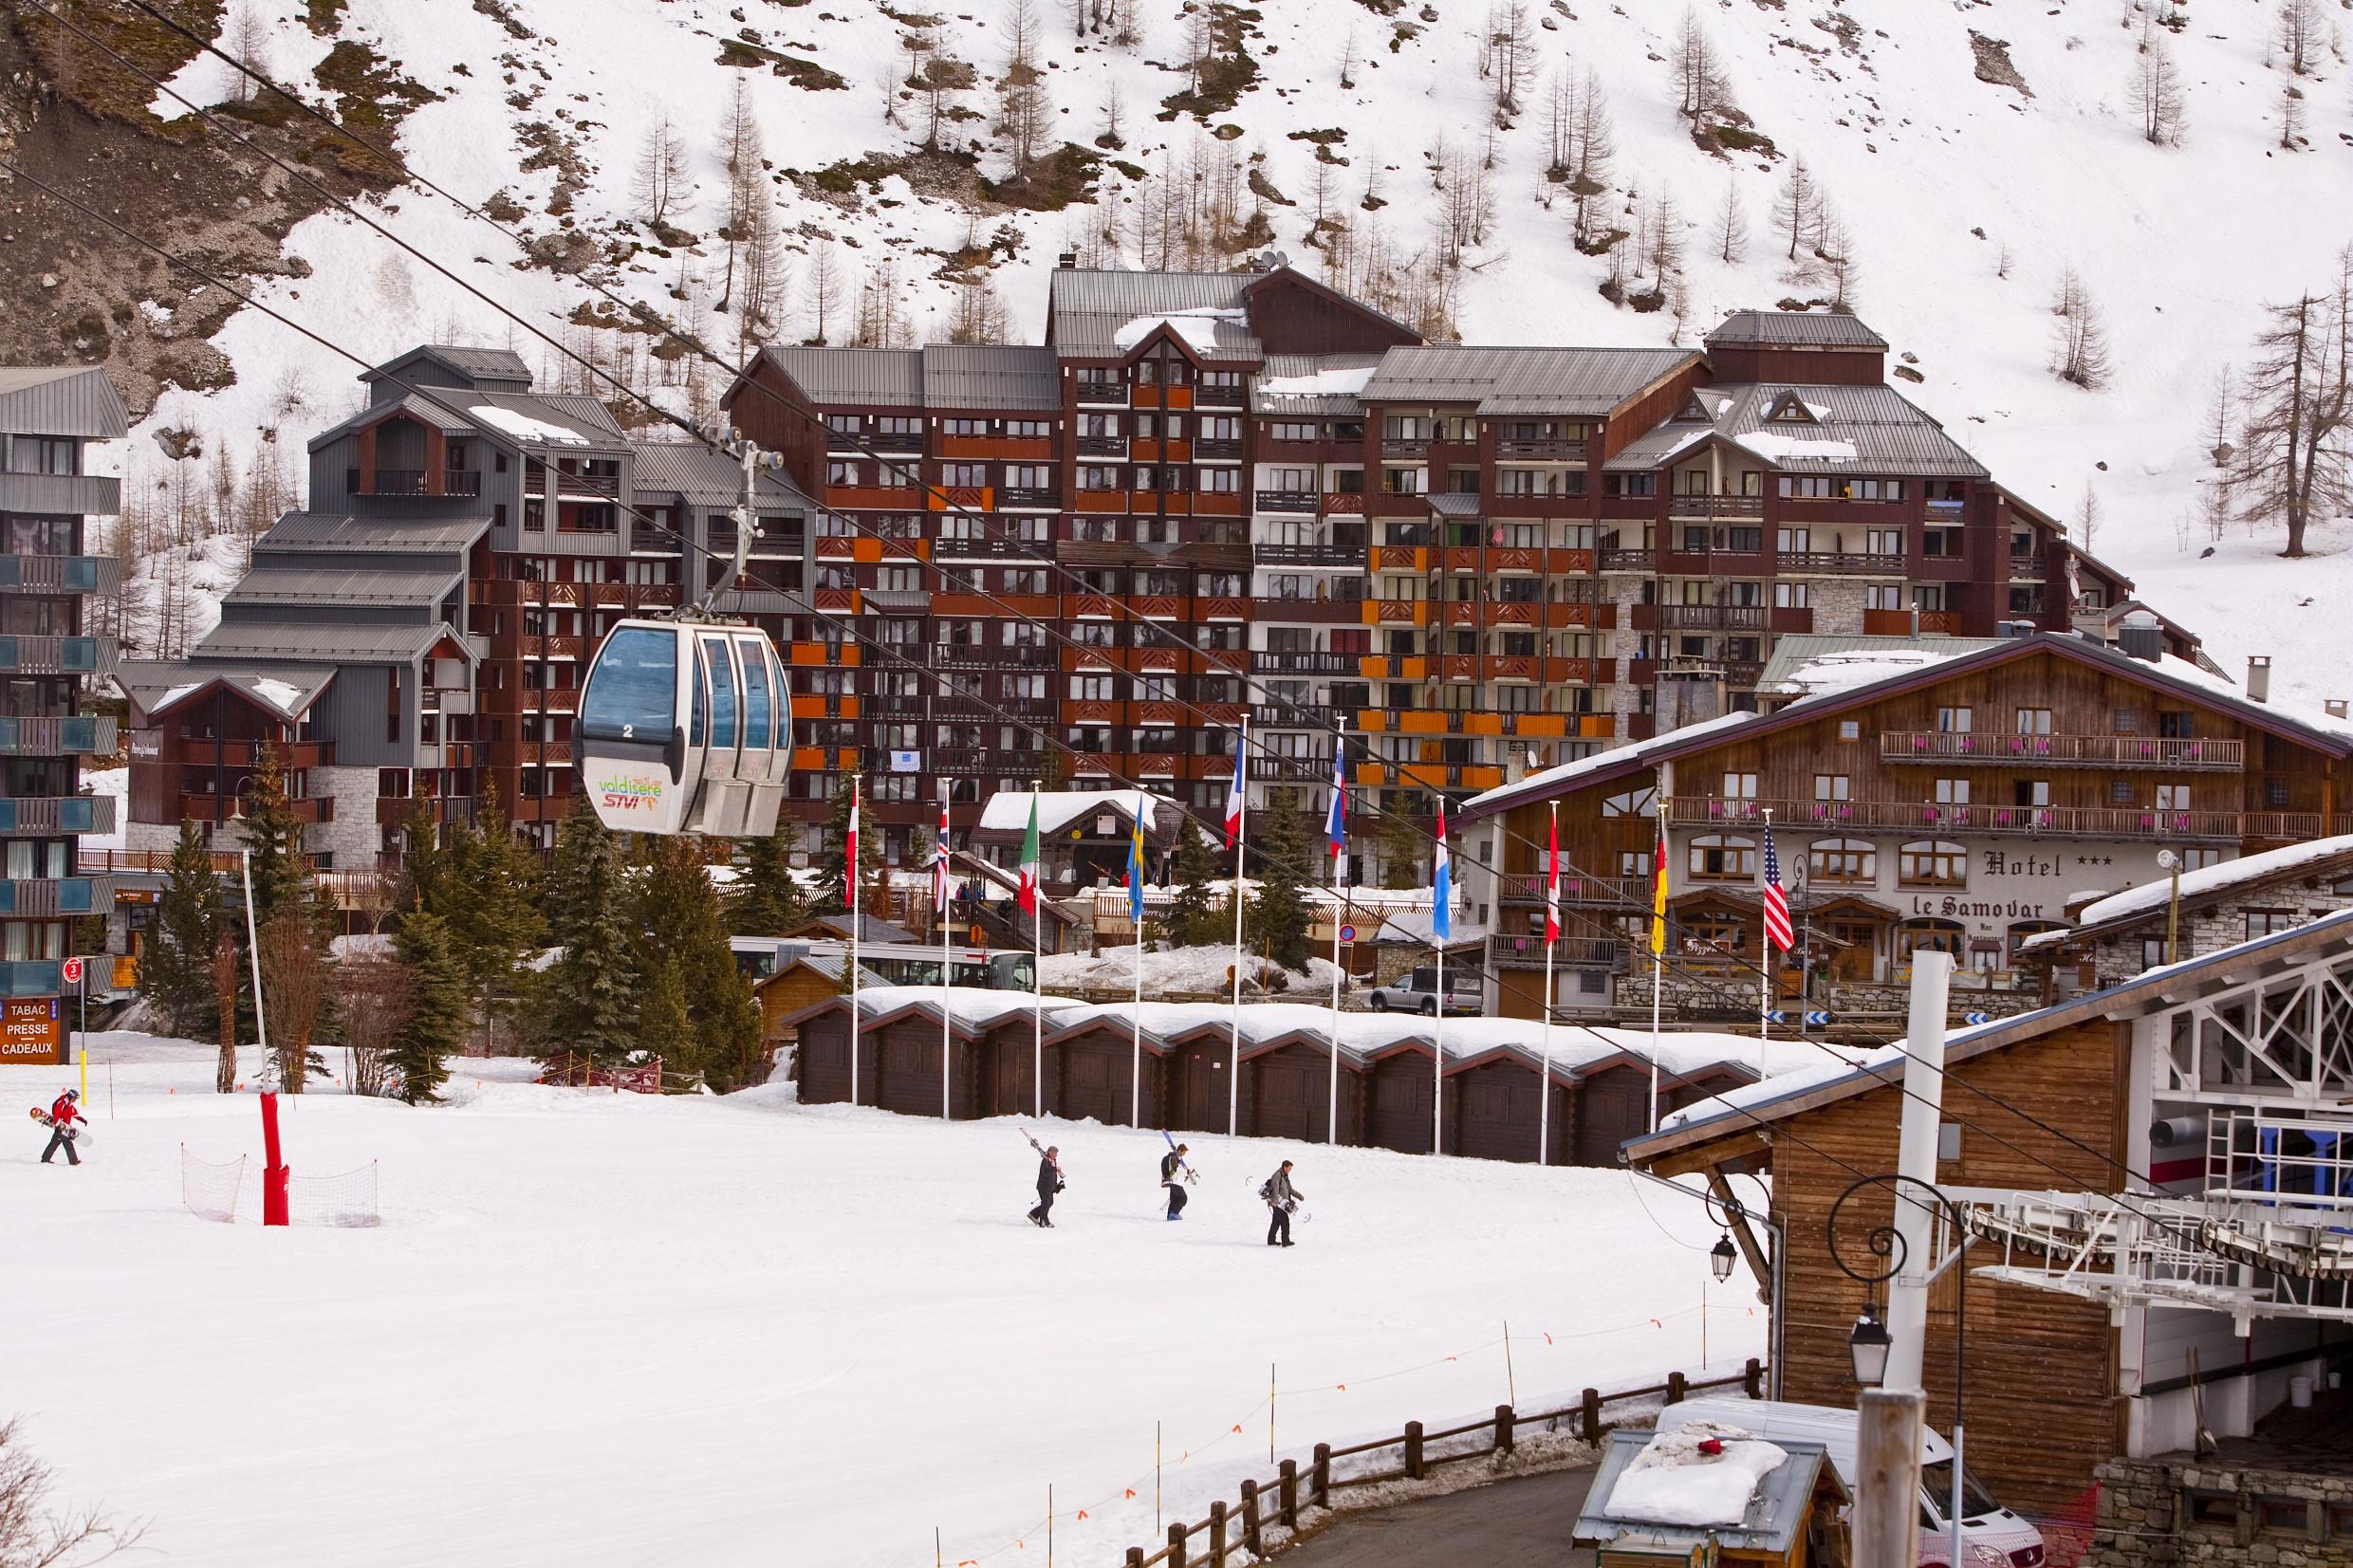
top-left (28, 1107), bottom-right (85, 1144)
top-left (1245, 1175), bottom-right (1309, 1223)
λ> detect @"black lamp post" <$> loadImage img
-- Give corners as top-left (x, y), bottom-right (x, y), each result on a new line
top-left (1846, 1301), bottom-right (1893, 1387)
top-left (1710, 1233), bottom-right (1739, 1282)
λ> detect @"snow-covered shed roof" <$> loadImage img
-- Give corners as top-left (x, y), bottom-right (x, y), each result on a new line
top-left (1758, 634), bottom-right (2007, 697)
top-left (1704, 309), bottom-right (1888, 350)
top-left (1625, 910), bottom-right (2353, 1166)
top-left (308, 385), bottom-right (623, 451)
top-left (359, 344), bottom-right (533, 387)
top-left (1578, 1429), bottom-right (1838, 1553)
top-left (2018, 837), bottom-right (2353, 953)
top-left (115, 663), bottom-right (337, 722)
top-left (1046, 270), bottom-right (1266, 360)
top-left (0, 363), bottom-right (132, 439)
top-left (1360, 344), bottom-right (1695, 416)
top-left (1605, 382), bottom-right (1987, 476)
top-left (975, 789), bottom-right (1166, 838)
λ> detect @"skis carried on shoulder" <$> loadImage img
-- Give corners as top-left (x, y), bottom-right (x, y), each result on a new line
top-left (1159, 1129), bottom-right (1200, 1185)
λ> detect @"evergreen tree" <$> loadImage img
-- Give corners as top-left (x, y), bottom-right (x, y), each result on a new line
top-left (816, 780), bottom-right (881, 916)
top-left (1377, 808), bottom-right (1425, 891)
top-left (1244, 796), bottom-right (1315, 972)
top-left (634, 950), bottom-right (693, 1065)
top-left (388, 908), bottom-right (466, 1103)
top-left (534, 798), bottom-right (639, 1068)
top-left (398, 794), bottom-right (450, 916)
top-left (240, 739), bottom-right (311, 927)
top-left (1160, 822), bottom-right (1222, 948)
top-left (732, 819), bottom-right (812, 936)
top-left (145, 821), bottom-right (224, 1037)
top-left (442, 781), bottom-right (547, 1050)
top-left (636, 836), bottom-right (765, 1089)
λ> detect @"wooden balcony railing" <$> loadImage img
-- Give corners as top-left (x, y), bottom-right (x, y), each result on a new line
top-left (0, 795), bottom-right (115, 837)
top-left (0, 715), bottom-right (116, 755)
top-left (1778, 550), bottom-right (1906, 575)
top-left (1599, 546), bottom-right (1653, 571)
top-left (0, 555), bottom-right (120, 596)
top-left (1494, 438), bottom-right (1587, 461)
top-left (1880, 732), bottom-right (2246, 770)
top-left (1671, 795), bottom-right (2262, 841)
top-left (1665, 494), bottom-right (1765, 519)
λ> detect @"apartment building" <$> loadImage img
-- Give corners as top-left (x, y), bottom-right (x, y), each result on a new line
top-left (0, 366), bottom-right (126, 1058)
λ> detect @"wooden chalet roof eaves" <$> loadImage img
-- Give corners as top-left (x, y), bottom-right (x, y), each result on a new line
top-left (1622, 909), bottom-right (2353, 1167)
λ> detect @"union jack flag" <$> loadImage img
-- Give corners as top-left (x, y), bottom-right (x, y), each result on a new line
top-left (1761, 821), bottom-right (1793, 953)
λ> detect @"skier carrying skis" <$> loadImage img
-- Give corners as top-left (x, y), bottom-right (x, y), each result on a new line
top-left (1160, 1142), bottom-right (1192, 1221)
top-left (1028, 1144), bottom-right (1065, 1228)
top-left (41, 1088), bottom-right (83, 1167)
top-left (1261, 1159), bottom-right (1303, 1247)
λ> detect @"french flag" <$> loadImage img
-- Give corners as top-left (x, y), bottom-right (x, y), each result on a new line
top-left (1325, 748), bottom-right (1348, 883)
top-left (1223, 719), bottom-right (1248, 849)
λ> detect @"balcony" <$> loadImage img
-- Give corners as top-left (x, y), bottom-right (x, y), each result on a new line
top-left (0, 714), bottom-right (115, 755)
top-left (1076, 434), bottom-right (1127, 457)
top-left (1252, 703), bottom-right (1351, 730)
top-left (1880, 732), bottom-right (2247, 770)
top-left (1599, 546), bottom-right (1654, 572)
top-left (2, 959), bottom-right (76, 997)
top-left (1251, 596), bottom-right (1362, 624)
top-left (935, 534), bottom-right (1047, 560)
top-left (180, 791), bottom-right (335, 826)
top-left (1195, 437), bottom-right (1243, 460)
top-left (1076, 378), bottom-right (1124, 405)
top-left (345, 468), bottom-right (482, 497)
top-left (1926, 498), bottom-right (1966, 519)
top-left (1670, 795), bottom-right (2258, 842)
top-left (1770, 606), bottom-right (1814, 635)
top-left (0, 471), bottom-right (119, 517)
top-left (1665, 494), bottom-right (1765, 520)
top-left (0, 555), bottom-right (120, 596)
top-left (0, 876), bottom-right (113, 916)
top-left (1380, 438), bottom-right (1431, 459)
top-left (931, 747), bottom-right (1036, 775)
top-left (1779, 550), bottom-right (1906, 576)
top-left (176, 739), bottom-right (335, 769)
top-left (0, 796), bottom-right (114, 837)
top-left (1491, 934), bottom-right (1622, 968)
top-left (1251, 651), bottom-right (1359, 675)
top-left (1254, 489), bottom-right (1319, 515)
top-left (78, 847), bottom-right (244, 876)
top-left (1195, 383), bottom-right (1248, 409)
top-left (1495, 439), bottom-right (1587, 462)
top-left (0, 636), bottom-right (116, 675)
top-left (1499, 874), bottom-right (1649, 907)
top-left (997, 487), bottom-right (1061, 509)
top-left (1647, 603), bottom-right (1766, 633)
top-left (1255, 542), bottom-right (1362, 567)
top-left (1862, 608), bottom-right (1965, 636)
top-left (930, 645), bottom-right (1060, 671)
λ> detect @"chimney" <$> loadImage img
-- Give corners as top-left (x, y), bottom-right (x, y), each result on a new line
top-left (2117, 609), bottom-right (2162, 663)
top-left (2326, 699), bottom-right (2349, 720)
top-left (2247, 655), bottom-right (2271, 704)
top-left (1057, 251), bottom-right (1078, 270)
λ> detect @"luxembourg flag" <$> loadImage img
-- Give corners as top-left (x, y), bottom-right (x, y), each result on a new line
top-left (1432, 804), bottom-right (1453, 942)
top-left (1325, 749), bottom-right (1348, 884)
top-left (1223, 719), bottom-right (1248, 849)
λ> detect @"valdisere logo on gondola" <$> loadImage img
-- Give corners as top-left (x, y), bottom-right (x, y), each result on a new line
top-left (595, 771), bottom-right (666, 811)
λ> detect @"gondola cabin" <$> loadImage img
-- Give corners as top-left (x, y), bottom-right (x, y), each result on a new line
top-left (578, 619), bottom-right (789, 836)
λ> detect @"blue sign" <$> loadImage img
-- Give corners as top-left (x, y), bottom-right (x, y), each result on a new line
top-left (1339, 924), bottom-right (1357, 943)
top-left (1803, 1009), bottom-right (1831, 1027)
top-left (1764, 1008), bottom-right (1788, 1025)
top-left (1963, 1010), bottom-right (1991, 1026)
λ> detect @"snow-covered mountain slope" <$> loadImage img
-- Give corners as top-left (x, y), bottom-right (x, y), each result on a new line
top-left (99, 0), bottom-right (2353, 702)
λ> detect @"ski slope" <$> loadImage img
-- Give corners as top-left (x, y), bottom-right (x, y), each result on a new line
top-left (100, 0), bottom-right (2353, 706)
top-left (2, 1037), bottom-right (1761, 1567)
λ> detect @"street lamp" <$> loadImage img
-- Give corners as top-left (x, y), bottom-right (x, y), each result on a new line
top-left (1628, 1167), bottom-right (1786, 1399)
top-left (1846, 1301), bottom-right (1892, 1388)
top-left (1711, 1233), bottom-right (1739, 1282)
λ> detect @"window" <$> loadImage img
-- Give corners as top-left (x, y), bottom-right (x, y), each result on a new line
top-left (2245, 910), bottom-right (2299, 941)
top-left (1688, 835), bottom-right (1756, 880)
top-left (1776, 527), bottom-right (1811, 553)
top-left (1079, 466), bottom-right (1121, 490)
top-left (877, 565), bottom-right (922, 593)
top-left (1722, 772), bottom-right (1757, 800)
top-left (1197, 468), bottom-right (1239, 493)
top-left (1774, 581), bottom-right (1809, 608)
top-left (2015, 708), bottom-right (2052, 735)
top-left (2014, 780), bottom-right (2051, 807)
top-left (1601, 786), bottom-right (1658, 818)
top-left (2109, 779), bottom-right (2136, 804)
top-left (1068, 674), bottom-right (1118, 701)
top-left (825, 460), bottom-right (859, 486)
top-left (943, 418), bottom-right (987, 436)
top-left (1007, 419), bottom-right (1052, 438)
top-left (1612, 473), bottom-right (1657, 497)
top-left (940, 463), bottom-right (988, 488)
top-left (6, 437), bottom-right (77, 475)
top-left (1936, 706), bottom-right (1973, 734)
top-left (1270, 421), bottom-right (1318, 442)
top-left (1865, 583), bottom-right (1905, 611)
top-left (1865, 528), bottom-right (1904, 557)
top-left (2156, 783), bottom-right (2193, 811)
top-left (1838, 720), bottom-right (1860, 742)
top-left (1778, 475), bottom-right (1832, 499)
top-left (879, 416), bottom-right (921, 436)
top-left (1899, 840), bottom-right (1968, 887)
top-left (1809, 839), bottom-right (1876, 883)
top-left (1934, 778), bottom-right (1970, 805)
top-left (1899, 919), bottom-right (1967, 960)
top-left (2140, 936), bottom-right (2169, 972)
top-left (2112, 709), bottom-right (2140, 733)
top-left (2185, 848), bottom-right (2225, 871)
top-left (1381, 468), bottom-right (1425, 495)
top-left (2158, 710), bottom-right (2196, 739)
top-left (1006, 464), bottom-right (1053, 489)
top-left (1815, 774), bottom-right (1851, 802)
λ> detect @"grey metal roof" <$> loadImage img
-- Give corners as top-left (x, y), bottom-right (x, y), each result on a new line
top-left (306, 391), bottom-right (474, 449)
top-left (1251, 353), bottom-right (1381, 415)
top-left (1359, 345), bottom-right (1695, 415)
top-left (308, 387), bottom-right (623, 451)
top-left (757, 346), bottom-right (926, 407)
top-left (0, 364), bottom-right (132, 439)
top-left (115, 662), bottom-right (338, 721)
top-left (1604, 382), bottom-right (1990, 477)
top-left (921, 345), bottom-right (1062, 411)
top-left (360, 344), bottom-right (534, 385)
top-left (1705, 309), bottom-right (1888, 350)
top-left (252, 511), bottom-right (491, 554)
top-left (470, 391), bottom-right (627, 443)
top-left (1424, 492), bottom-right (1481, 518)
top-left (1756, 633), bottom-right (2009, 692)
top-left (195, 618), bottom-right (467, 664)
top-left (631, 442), bottom-right (751, 505)
top-left (1046, 269), bottom-right (1262, 360)
top-left (224, 563), bottom-right (463, 610)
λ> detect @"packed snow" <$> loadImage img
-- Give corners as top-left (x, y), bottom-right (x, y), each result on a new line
top-left (1039, 942), bottom-right (1342, 998)
top-left (1256, 365), bottom-right (1380, 399)
top-left (79, 767), bottom-right (127, 852)
top-left (1728, 433), bottom-right (1859, 466)
top-left (1770, 646), bottom-right (1982, 698)
top-left (1110, 308), bottom-right (1248, 355)
top-left (250, 676), bottom-right (310, 714)
top-left (3, 1035), bottom-right (1767, 1567)
top-left (1604, 1421), bottom-right (1788, 1528)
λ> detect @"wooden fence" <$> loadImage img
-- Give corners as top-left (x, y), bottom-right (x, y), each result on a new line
top-left (1118, 1358), bottom-right (1765, 1566)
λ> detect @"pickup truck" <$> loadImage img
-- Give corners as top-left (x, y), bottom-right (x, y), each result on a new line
top-left (1366, 966), bottom-right (1483, 1016)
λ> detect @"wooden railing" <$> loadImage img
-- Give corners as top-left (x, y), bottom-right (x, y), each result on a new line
top-left (1117, 1361), bottom-right (1764, 1566)
top-left (1671, 795), bottom-right (2261, 840)
top-left (1880, 731), bottom-right (2246, 770)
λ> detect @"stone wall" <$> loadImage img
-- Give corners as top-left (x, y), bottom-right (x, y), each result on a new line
top-left (1614, 968), bottom-right (2044, 1025)
top-left (2074, 883), bottom-right (2353, 992)
top-left (306, 765), bottom-right (388, 869)
top-left (2085, 1455), bottom-right (2353, 1567)
top-left (1801, 575), bottom-right (1873, 637)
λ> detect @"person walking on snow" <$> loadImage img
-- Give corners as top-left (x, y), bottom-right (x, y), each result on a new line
top-left (1161, 1143), bottom-right (1192, 1221)
top-left (41, 1088), bottom-right (83, 1167)
top-left (1262, 1159), bottom-right (1303, 1247)
top-left (1028, 1145), bottom-right (1065, 1227)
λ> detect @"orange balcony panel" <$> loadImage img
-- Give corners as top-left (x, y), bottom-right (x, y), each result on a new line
top-left (1074, 489), bottom-right (1128, 511)
top-left (1323, 493), bottom-right (1367, 515)
top-left (826, 486), bottom-right (923, 509)
top-left (1194, 492), bottom-right (1242, 517)
top-left (1548, 548), bottom-right (1597, 574)
top-left (814, 589), bottom-right (859, 613)
top-left (1353, 762), bottom-right (1389, 787)
top-left (926, 486), bottom-right (992, 513)
top-left (1399, 711), bottom-right (1448, 735)
top-left (788, 695), bottom-right (829, 719)
top-left (1131, 438), bottom-right (1162, 463)
top-left (1164, 387), bottom-right (1194, 410)
top-left (1162, 439), bottom-right (1193, 463)
top-left (1355, 710), bottom-right (1391, 731)
top-left (1513, 714), bottom-right (1569, 738)
top-left (1358, 656), bottom-right (1389, 680)
top-left (1369, 545), bottom-right (1427, 573)
top-left (1462, 712), bottom-right (1505, 736)
top-left (1578, 714), bottom-right (1617, 739)
top-left (1460, 766), bottom-right (1503, 788)
top-left (1129, 386), bottom-right (1164, 409)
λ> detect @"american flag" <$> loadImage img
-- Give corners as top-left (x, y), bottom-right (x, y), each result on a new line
top-left (1761, 821), bottom-right (1793, 953)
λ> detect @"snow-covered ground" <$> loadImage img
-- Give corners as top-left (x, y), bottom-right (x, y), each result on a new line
top-left (4, 1035), bottom-right (1763, 1567)
top-left (1041, 940), bottom-right (1343, 998)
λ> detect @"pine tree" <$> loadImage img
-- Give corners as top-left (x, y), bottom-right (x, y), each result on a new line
top-left (241, 739), bottom-right (310, 927)
top-left (398, 794), bottom-right (449, 917)
top-left (145, 821), bottom-right (224, 1038)
top-left (534, 798), bottom-right (639, 1069)
top-left (635, 950), bottom-right (693, 1064)
top-left (636, 836), bottom-right (765, 1088)
top-left (1244, 797), bottom-right (1315, 972)
top-left (1161, 822), bottom-right (1222, 948)
top-left (441, 782), bottom-right (547, 1050)
top-left (1377, 807), bottom-right (1425, 891)
top-left (732, 819), bottom-right (812, 935)
top-left (388, 909), bottom-right (466, 1104)
top-left (817, 781), bottom-right (881, 915)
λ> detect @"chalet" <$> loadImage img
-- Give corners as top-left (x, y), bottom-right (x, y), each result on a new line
top-left (1622, 913), bottom-right (2353, 1522)
top-left (966, 788), bottom-right (1180, 898)
top-left (1456, 631), bottom-right (2351, 1027)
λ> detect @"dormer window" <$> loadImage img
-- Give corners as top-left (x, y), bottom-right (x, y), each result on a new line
top-left (1674, 394), bottom-right (1714, 423)
top-left (1765, 393), bottom-right (1819, 425)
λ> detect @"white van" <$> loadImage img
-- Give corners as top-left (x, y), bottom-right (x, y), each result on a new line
top-left (1653, 1397), bottom-right (2047, 1568)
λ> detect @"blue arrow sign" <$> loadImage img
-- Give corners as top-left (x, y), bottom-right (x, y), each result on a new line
top-left (1963, 1010), bottom-right (1991, 1026)
top-left (1764, 1008), bottom-right (1788, 1025)
top-left (1804, 1009), bottom-right (1831, 1027)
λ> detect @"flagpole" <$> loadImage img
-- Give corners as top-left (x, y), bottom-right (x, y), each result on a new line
top-left (1229, 718), bottom-right (1247, 1139)
top-left (1758, 804), bottom-right (1772, 1077)
top-left (1433, 931), bottom-right (1445, 1157)
top-left (1540, 801), bottom-right (1556, 1169)
top-left (1029, 780), bottom-right (1043, 1121)
top-left (849, 775), bottom-right (862, 1111)
top-left (940, 779), bottom-right (953, 1122)
top-left (1648, 791), bottom-right (1667, 1134)
top-left (1132, 788), bottom-right (1145, 1130)
top-left (1328, 841), bottom-right (1344, 1150)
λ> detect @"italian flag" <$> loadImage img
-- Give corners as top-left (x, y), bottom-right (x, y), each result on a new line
top-left (1017, 795), bottom-right (1042, 914)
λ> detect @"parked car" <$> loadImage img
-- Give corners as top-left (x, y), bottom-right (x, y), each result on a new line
top-left (1366, 966), bottom-right (1483, 1015)
top-left (1654, 1397), bottom-right (2047, 1568)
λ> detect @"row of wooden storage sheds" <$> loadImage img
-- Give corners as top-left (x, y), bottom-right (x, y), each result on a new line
top-left (777, 987), bottom-right (1855, 1167)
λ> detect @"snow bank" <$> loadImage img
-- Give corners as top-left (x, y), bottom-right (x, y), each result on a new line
top-left (78, 767), bottom-right (127, 852)
top-left (1604, 1422), bottom-right (1787, 1527)
top-left (1041, 943), bottom-right (1342, 997)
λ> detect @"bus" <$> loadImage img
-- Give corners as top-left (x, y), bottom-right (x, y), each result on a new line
top-left (729, 937), bottom-right (1036, 991)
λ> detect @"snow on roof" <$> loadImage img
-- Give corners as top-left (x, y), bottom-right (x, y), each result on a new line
top-left (1604, 1424), bottom-right (1789, 1528)
top-left (1463, 709), bottom-right (1758, 816)
top-left (977, 789), bottom-right (1159, 835)
top-left (2154, 652), bottom-right (2353, 743)
top-left (1112, 308), bottom-right (1249, 356)
top-left (846, 985), bottom-right (1082, 1032)
top-left (2033, 835), bottom-right (2353, 939)
top-left (1256, 363), bottom-right (1378, 398)
top-left (251, 677), bottom-right (308, 715)
top-left (1731, 431), bottom-right (1859, 465)
top-left (1372, 909), bottom-right (1485, 947)
top-left (1769, 646), bottom-right (1973, 698)
top-left (465, 403), bottom-right (590, 445)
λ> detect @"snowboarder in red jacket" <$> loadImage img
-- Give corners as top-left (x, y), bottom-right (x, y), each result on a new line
top-left (42, 1089), bottom-right (83, 1166)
